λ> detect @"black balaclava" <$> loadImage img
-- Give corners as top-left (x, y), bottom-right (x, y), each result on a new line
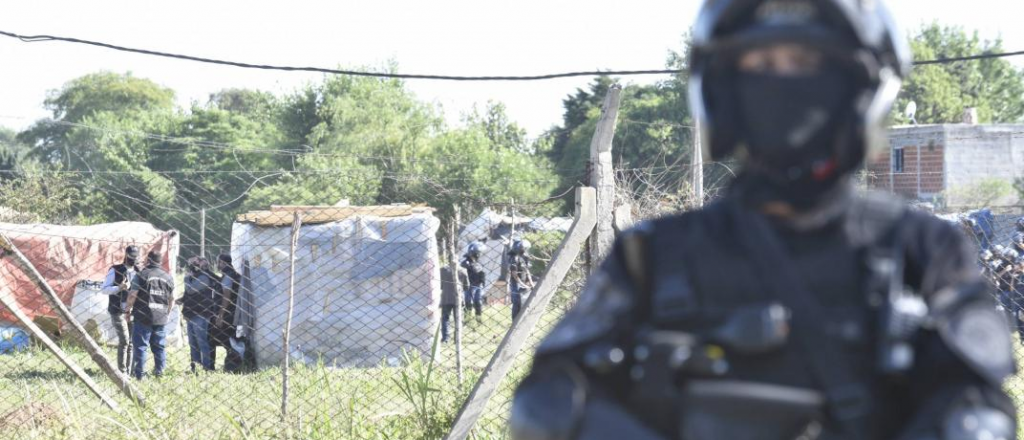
top-left (733, 61), bottom-right (857, 211)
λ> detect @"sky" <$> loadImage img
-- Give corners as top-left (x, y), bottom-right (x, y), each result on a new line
top-left (1, 0), bottom-right (1023, 138)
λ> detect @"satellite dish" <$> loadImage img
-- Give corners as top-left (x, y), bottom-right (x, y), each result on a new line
top-left (904, 101), bottom-right (918, 125)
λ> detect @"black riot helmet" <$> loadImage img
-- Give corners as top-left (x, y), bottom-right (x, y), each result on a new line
top-left (689, 0), bottom-right (911, 204)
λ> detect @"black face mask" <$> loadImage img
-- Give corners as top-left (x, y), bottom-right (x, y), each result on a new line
top-left (736, 67), bottom-right (852, 176)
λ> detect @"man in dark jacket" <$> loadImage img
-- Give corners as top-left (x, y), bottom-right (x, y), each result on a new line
top-left (460, 242), bottom-right (487, 320)
top-left (511, 1), bottom-right (1017, 439)
top-left (439, 266), bottom-right (463, 343)
top-left (508, 239), bottom-right (533, 320)
top-left (212, 253), bottom-right (247, 372)
top-left (100, 245), bottom-right (140, 375)
top-left (125, 250), bottom-right (174, 380)
top-left (180, 256), bottom-right (217, 372)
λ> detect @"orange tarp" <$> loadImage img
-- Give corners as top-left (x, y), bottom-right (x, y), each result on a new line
top-left (0, 222), bottom-right (179, 323)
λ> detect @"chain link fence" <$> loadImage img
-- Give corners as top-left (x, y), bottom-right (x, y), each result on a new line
top-left (3, 162), bottom-right (1024, 440)
top-left (0, 167), bottom-right (601, 440)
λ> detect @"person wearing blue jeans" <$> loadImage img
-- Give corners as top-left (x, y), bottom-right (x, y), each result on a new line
top-left (186, 316), bottom-right (212, 371)
top-left (125, 250), bottom-right (175, 380)
top-left (181, 257), bottom-right (217, 372)
top-left (131, 323), bottom-right (167, 379)
top-left (465, 286), bottom-right (483, 318)
top-left (461, 242), bottom-right (487, 321)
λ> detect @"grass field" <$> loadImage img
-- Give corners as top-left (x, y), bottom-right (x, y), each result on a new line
top-left (0, 301), bottom-right (534, 440)
top-left (3, 294), bottom-right (1021, 440)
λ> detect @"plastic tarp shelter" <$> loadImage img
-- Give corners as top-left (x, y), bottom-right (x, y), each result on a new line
top-left (0, 221), bottom-right (180, 339)
top-left (231, 205), bottom-right (441, 368)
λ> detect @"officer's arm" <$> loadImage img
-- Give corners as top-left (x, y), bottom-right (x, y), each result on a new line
top-left (216, 275), bottom-right (234, 323)
top-left (898, 214), bottom-right (1017, 440)
top-left (100, 268), bottom-right (121, 296)
top-left (512, 234), bottom-right (661, 440)
top-left (124, 274), bottom-right (142, 315)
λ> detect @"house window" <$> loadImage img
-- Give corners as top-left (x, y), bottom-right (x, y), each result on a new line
top-left (892, 147), bottom-right (904, 173)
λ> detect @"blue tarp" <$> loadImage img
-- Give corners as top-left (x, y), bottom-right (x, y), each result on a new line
top-left (0, 326), bottom-right (29, 354)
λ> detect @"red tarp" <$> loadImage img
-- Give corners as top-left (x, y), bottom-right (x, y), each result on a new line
top-left (0, 222), bottom-right (179, 323)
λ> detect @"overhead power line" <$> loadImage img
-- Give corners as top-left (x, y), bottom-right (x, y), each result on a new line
top-left (0, 30), bottom-right (678, 81)
top-left (1, 29), bottom-right (1023, 81)
top-left (912, 50), bottom-right (1024, 65)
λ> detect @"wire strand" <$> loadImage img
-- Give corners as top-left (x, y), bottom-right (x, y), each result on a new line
top-left (3, 28), bottom-right (1018, 82)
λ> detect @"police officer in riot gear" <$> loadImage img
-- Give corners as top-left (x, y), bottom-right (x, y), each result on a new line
top-left (461, 241), bottom-right (488, 319)
top-left (510, 0), bottom-right (1017, 439)
top-left (508, 238), bottom-right (534, 320)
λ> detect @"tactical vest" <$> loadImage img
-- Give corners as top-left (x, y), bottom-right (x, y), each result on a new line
top-left (107, 264), bottom-right (135, 314)
top-left (183, 272), bottom-right (217, 319)
top-left (133, 266), bottom-right (175, 326)
top-left (629, 196), bottom-right (910, 439)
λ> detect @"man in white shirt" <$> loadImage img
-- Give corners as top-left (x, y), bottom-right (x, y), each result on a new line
top-left (100, 245), bottom-right (140, 374)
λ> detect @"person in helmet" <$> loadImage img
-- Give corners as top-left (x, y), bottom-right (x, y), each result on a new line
top-left (510, 0), bottom-right (1016, 439)
top-left (508, 238), bottom-right (534, 320)
top-left (1012, 231), bottom-right (1024, 254)
top-left (996, 246), bottom-right (1024, 343)
top-left (461, 241), bottom-right (488, 320)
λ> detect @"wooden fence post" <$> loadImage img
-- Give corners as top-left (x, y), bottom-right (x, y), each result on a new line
top-left (448, 207), bottom-right (464, 385)
top-left (281, 211), bottom-right (301, 420)
top-left (444, 187), bottom-right (597, 440)
top-left (588, 86), bottom-right (622, 265)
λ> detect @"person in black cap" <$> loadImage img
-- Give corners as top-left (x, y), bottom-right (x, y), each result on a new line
top-left (125, 250), bottom-right (175, 380)
top-left (100, 245), bottom-right (140, 374)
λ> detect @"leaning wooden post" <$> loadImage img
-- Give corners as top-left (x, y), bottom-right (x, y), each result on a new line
top-left (588, 86), bottom-right (622, 265)
top-left (281, 211), bottom-right (301, 421)
top-left (0, 232), bottom-right (145, 406)
top-left (449, 207), bottom-right (464, 385)
top-left (0, 284), bottom-right (121, 412)
top-left (444, 187), bottom-right (597, 440)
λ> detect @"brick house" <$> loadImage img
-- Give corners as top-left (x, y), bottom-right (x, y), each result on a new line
top-left (866, 124), bottom-right (1024, 208)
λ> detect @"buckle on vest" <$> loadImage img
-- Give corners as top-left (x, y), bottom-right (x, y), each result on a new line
top-left (828, 384), bottom-right (870, 422)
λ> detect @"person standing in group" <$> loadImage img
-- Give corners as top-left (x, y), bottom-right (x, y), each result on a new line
top-left (211, 253), bottom-right (246, 372)
top-left (100, 245), bottom-right (140, 375)
top-left (461, 242), bottom-right (488, 322)
top-left (180, 256), bottom-right (217, 373)
top-left (439, 266), bottom-right (462, 343)
top-left (508, 238), bottom-right (533, 320)
top-left (125, 250), bottom-right (174, 380)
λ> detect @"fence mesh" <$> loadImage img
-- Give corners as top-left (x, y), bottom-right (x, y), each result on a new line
top-left (2, 163), bottom-right (1024, 440)
top-left (0, 167), bottom-right (593, 440)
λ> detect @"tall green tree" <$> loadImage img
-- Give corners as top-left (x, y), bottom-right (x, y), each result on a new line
top-left (18, 72), bottom-right (176, 167)
top-left (0, 126), bottom-right (24, 181)
top-left (893, 24), bottom-right (1024, 124)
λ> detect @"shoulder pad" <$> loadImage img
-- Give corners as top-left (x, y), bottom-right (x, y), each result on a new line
top-left (537, 269), bottom-right (633, 355)
top-left (936, 296), bottom-right (1016, 385)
